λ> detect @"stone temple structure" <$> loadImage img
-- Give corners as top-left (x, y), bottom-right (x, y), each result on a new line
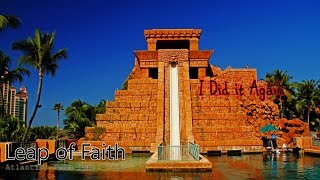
top-left (83, 29), bottom-right (302, 154)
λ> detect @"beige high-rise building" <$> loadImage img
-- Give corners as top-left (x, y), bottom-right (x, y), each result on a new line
top-left (0, 82), bottom-right (28, 124)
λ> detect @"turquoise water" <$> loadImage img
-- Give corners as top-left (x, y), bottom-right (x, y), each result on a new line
top-left (208, 153), bottom-right (320, 179)
top-left (1, 153), bottom-right (319, 179)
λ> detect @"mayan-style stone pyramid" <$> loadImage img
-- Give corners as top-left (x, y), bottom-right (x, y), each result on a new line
top-left (82, 29), bottom-right (283, 153)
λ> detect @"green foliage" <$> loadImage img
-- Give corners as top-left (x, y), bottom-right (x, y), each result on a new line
top-left (52, 103), bottom-right (64, 112)
top-left (91, 127), bottom-right (107, 141)
top-left (12, 29), bottom-right (68, 77)
top-left (295, 80), bottom-right (320, 128)
top-left (0, 15), bottom-right (21, 31)
top-left (0, 115), bottom-right (58, 142)
top-left (52, 102), bottom-right (64, 139)
top-left (266, 69), bottom-right (295, 119)
top-left (95, 99), bottom-right (106, 114)
top-left (12, 29), bottom-right (67, 141)
top-left (0, 115), bottom-right (25, 142)
top-left (121, 78), bottom-right (129, 90)
top-left (64, 99), bottom-right (106, 139)
top-left (121, 76), bottom-right (132, 90)
top-left (0, 50), bottom-right (30, 117)
top-left (28, 126), bottom-right (57, 141)
top-left (266, 69), bottom-right (320, 131)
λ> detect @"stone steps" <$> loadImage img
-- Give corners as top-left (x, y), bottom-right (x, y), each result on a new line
top-left (77, 140), bottom-right (154, 149)
top-left (115, 96), bottom-right (157, 101)
top-left (192, 126), bottom-right (254, 133)
top-left (95, 127), bottom-right (157, 133)
top-left (97, 120), bottom-right (157, 129)
top-left (193, 132), bottom-right (257, 140)
top-left (195, 140), bottom-right (262, 147)
top-left (106, 108), bottom-right (157, 114)
top-left (127, 79), bottom-right (158, 84)
top-left (191, 99), bottom-right (240, 107)
top-left (127, 84), bottom-right (158, 91)
top-left (193, 119), bottom-right (248, 127)
top-left (115, 89), bottom-right (158, 96)
top-left (192, 106), bottom-right (240, 113)
top-left (193, 133), bottom-right (258, 142)
top-left (193, 125), bottom-right (257, 142)
top-left (106, 110), bottom-right (157, 114)
top-left (96, 113), bottom-right (156, 121)
top-left (192, 112), bottom-right (246, 120)
top-left (85, 127), bottom-right (157, 142)
top-left (106, 101), bottom-right (157, 108)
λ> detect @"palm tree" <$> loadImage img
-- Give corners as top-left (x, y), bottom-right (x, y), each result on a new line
top-left (12, 29), bottom-right (67, 141)
top-left (95, 99), bottom-right (106, 114)
top-left (296, 80), bottom-right (320, 128)
top-left (28, 126), bottom-right (57, 141)
top-left (52, 103), bottom-right (64, 140)
top-left (0, 115), bottom-right (25, 142)
top-left (266, 69), bottom-right (294, 118)
top-left (0, 15), bottom-right (21, 31)
top-left (64, 100), bottom-right (96, 139)
top-left (0, 50), bottom-right (30, 117)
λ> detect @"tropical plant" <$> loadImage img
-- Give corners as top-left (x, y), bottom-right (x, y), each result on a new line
top-left (63, 99), bottom-right (106, 139)
top-left (64, 100), bottom-right (95, 139)
top-left (121, 76), bottom-right (129, 90)
top-left (95, 99), bottom-right (106, 114)
top-left (0, 115), bottom-right (25, 142)
top-left (266, 69), bottom-right (294, 118)
top-left (12, 29), bottom-right (67, 141)
top-left (0, 50), bottom-right (30, 117)
top-left (28, 126), bottom-right (57, 141)
top-left (52, 102), bottom-right (64, 139)
top-left (295, 79), bottom-right (320, 128)
top-left (0, 15), bottom-right (20, 31)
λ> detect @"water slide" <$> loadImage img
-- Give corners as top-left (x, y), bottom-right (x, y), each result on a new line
top-left (170, 62), bottom-right (180, 160)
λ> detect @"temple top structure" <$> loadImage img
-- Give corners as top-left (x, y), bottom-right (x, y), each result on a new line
top-left (144, 29), bottom-right (202, 50)
top-left (144, 29), bottom-right (202, 39)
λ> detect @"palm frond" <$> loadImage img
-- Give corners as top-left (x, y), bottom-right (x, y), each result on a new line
top-left (12, 29), bottom-right (67, 77)
top-left (296, 99), bottom-right (306, 112)
top-left (283, 89), bottom-right (293, 101)
top-left (0, 15), bottom-right (21, 31)
top-left (51, 49), bottom-right (68, 61)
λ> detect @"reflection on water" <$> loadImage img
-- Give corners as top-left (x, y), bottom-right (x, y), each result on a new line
top-left (1, 153), bottom-right (320, 179)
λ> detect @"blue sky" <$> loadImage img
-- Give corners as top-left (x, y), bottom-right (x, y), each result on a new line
top-left (1, 0), bottom-right (320, 127)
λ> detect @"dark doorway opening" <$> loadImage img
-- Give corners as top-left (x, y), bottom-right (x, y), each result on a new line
top-left (156, 40), bottom-right (190, 50)
top-left (206, 66), bottom-right (214, 77)
top-left (149, 68), bottom-right (158, 79)
top-left (189, 67), bottom-right (198, 79)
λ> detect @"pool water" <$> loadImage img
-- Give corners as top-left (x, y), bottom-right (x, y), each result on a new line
top-left (207, 153), bottom-right (320, 179)
top-left (1, 153), bottom-right (319, 179)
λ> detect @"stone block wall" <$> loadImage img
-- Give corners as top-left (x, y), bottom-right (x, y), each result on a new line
top-left (191, 69), bottom-right (262, 152)
top-left (84, 76), bottom-right (158, 152)
top-left (84, 65), bottom-right (271, 153)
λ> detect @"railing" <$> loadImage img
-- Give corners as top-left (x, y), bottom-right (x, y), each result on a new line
top-left (158, 145), bottom-right (189, 160)
top-left (158, 143), bottom-right (163, 159)
top-left (11, 142), bottom-right (37, 150)
top-left (312, 137), bottom-right (320, 146)
top-left (189, 142), bottom-right (200, 160)
top-left (10, 142), bottom-right (38, 157)
top-left (157, 142), bottom-right (200, 161)
top-left (56, 140), bottom-right (67, 149)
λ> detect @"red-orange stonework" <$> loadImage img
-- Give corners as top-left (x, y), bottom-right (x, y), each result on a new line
top-left (80, 29), bottom-right (309, 153)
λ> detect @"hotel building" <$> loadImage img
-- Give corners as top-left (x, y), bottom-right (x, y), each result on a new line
top-left (0, 82), bottom-right (28, 124)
